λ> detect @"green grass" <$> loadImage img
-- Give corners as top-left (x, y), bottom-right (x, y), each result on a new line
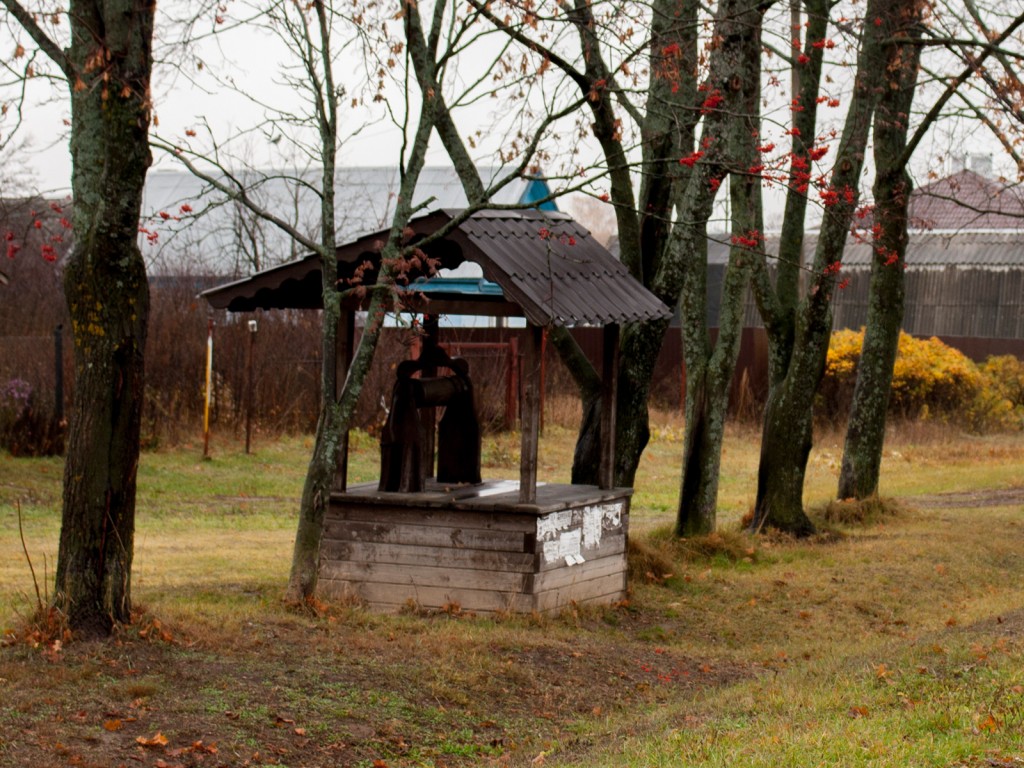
top-left (2, 420), bottom-right (1023, 767)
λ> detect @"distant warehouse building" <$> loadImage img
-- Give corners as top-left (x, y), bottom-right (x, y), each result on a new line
top-left (695, 167), bottom-right (1024, 407)
top-left (832, 167), bottom-right (1024, 360)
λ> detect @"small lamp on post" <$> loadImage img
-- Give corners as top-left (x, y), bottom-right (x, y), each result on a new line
top-left (245, 318), bottom-right (258, 454)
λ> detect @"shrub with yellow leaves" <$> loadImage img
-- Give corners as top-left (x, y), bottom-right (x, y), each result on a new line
top-left (818, 330), bottom-right (1023, 432)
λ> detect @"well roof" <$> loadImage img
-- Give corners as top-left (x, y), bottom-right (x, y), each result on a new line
top-left (201, 209), bottom-right (670, 327)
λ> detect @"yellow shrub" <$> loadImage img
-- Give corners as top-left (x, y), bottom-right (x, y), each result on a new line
top-left (981, 355), bottom-right (1024, 407)
top-left (889, 334), bottom-right (981, 416)
top-left (825, 329), bottom-right (863, 379)
top-left (818, 330), bottom-right (1023, 432)
top-left (971, 355), bottom-right (1024, 431)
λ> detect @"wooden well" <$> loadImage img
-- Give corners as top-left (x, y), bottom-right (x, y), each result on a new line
top-left (201, 209), bottom-right (671, 614)
top-left (319, 481), bottom-right (630, 613)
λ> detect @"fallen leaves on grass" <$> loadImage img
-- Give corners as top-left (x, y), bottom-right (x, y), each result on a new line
top-left (977, 713), bottom-right (1000, 733)
top-left (137, 618), bottom-right (175, 644)
top-left (168, 741), bottom-right (218, 756)
top-left (136, 732), bottom-right (169, 748)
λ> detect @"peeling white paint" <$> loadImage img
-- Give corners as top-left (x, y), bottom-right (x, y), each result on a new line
top-left (582, 502), bottom-right (623, 549)
top-left (537, 509), bottom-right (575, 541)
top-left (538, 501), bottom-right (625, 565)
top-left (543, 528), bottom-right (581, 564)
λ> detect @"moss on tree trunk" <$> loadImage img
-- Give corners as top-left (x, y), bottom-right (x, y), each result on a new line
top-left (53, 0), bottom-right (154, 636)
top-left (838, 10), bottom-right (923, 500)
top-left (750, 0), bottom-right (900, 535)
top-left (676, 0), bottom-right (766, 536)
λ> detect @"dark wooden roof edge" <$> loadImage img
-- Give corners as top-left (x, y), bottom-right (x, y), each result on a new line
top-left (201, 208), bottom-right (672, 326)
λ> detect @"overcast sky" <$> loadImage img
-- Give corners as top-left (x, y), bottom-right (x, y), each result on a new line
top-left (5, 0), bottom-right (1014, 228)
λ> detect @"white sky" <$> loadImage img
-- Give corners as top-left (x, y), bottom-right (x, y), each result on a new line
top-left (5, 0), bottom-right (1016, 227)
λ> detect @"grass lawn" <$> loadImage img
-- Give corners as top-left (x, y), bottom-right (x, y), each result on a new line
top-left (1, 418), bottom-right (1023, 767)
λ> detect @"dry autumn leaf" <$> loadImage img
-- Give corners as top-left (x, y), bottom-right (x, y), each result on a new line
top-left (136, 732), bottom-right (169, 748)
top-left (103, 719), bottom-right (123, 732)
top-left (978, 713), bottom-right (999, 732)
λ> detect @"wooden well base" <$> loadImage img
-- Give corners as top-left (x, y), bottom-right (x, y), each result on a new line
top-left (320, 481), bottom-right (631, 614)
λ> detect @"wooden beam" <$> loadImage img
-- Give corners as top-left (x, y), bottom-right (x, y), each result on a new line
top-left (420, 315), bottom-right (440, 481)
top-left (519, 324), bottom-right (543, 503)
top-left (332, 309), bottom-right (355, 492)
top-left (599, 323), bottom-right (619, 490)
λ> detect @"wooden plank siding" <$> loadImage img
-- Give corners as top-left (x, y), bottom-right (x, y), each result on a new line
top-left (319, 483), bottom-right (630, 614)
top-left (832, 266), bottom-right (1024, 343)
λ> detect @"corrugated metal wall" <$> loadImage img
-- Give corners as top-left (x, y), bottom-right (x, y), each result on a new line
top-left (832, 267), bottom-right (1024, 341)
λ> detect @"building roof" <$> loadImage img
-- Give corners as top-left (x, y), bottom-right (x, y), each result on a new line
top-left (907, 170), bottom-right (1024, 231)
top-left (201, 209), bottom-right (671, 327)
top-left (841, 231), bottom-right (1024, 270)
top-left (142, 166), bottom-right (557, 273)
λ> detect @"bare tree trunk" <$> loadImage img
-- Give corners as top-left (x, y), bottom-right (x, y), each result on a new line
top-left (52, 0), bottom-right (154, 636)
top-left (838, 8), bottom-right (923, 499)
top-left (676, 0), bottom-right (768, 536)
top-left (285, 0), bottom-right (448, 601)
top-left (283, 0), bottom-right (342, 604)
top-left (749, 0), bottom-right (897, 534)
top-left (558, 0), bottom-right (699, 487)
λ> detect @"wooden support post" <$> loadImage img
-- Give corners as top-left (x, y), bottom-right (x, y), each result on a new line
top-left (506, 336), bottom-right (519, 430)
top-left (244, 318), bottom-right (257, 455)
top-left (540, 328), bottom-right (547, 435)
top-left (202, 319), bottom-right (213, 459)
top-left (332, 310), bottom-right (355, 492)
top-left (599, 323), bottom-right (619, 490)
top-left (420, 315), bottom-right (440, 480)
top-left (519, 324), bottom-right (543, 504)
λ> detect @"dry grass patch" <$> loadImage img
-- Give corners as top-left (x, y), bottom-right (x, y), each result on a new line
top-left (819, 494), bottom-right (907, 525)
top-left (3, 428), bottom-right (1024, 767)
top-left (628, 526), bottom-right (761, 585)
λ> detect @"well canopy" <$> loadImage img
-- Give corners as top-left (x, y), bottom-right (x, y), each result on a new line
top-left (200, 209), bottom-right (671, 328)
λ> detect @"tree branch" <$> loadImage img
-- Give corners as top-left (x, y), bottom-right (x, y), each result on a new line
top-left (152, 139), bottom-right (325, 255)
top-left (1, 0), bottom-right (72, 78)
top-left (900, 10), bottom-right (1024, 169)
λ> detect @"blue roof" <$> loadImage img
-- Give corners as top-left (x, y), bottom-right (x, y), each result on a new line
top-left (408, 277), bottom-right (505, 296)
top-left (519, 177), bottom-right (558, 212)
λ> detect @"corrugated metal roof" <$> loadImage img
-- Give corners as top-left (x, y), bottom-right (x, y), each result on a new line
top-left (201, 209), bottom-right (671, 327)
top-left (141, 166), bottom-right (547, 273)
top-left (704, 231), bottom-right (1024, 270)
top-left (838, 231), bottom-right (1024, 269)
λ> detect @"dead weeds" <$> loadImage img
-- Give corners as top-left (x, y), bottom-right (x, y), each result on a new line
top-left (819, 494), bottom-right (907, 526)
top-left (629, 525), bottom-right (761, 585)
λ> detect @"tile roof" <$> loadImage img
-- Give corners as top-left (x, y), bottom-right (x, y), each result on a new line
top-left (907, 170), bottom-right (1024, 231)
